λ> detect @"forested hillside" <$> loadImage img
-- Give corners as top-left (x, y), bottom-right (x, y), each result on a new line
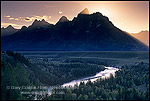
top-left (1, 50), bottom-right (41, 100)
top-left (1, 51), bottom-right (149, 100)
top-left (1, 50), bottom-right (105, 100)
top-left (43, 62), bottom-right (149, 100)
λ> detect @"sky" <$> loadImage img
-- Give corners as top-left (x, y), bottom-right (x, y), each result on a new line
top-left (1, 1), bottom-right (149, 33)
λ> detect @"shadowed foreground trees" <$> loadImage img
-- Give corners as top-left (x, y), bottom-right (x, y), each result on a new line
top-left (1, 51), bottom-right (41, 100)
top-left (1, 50), bottom-right (149, 100)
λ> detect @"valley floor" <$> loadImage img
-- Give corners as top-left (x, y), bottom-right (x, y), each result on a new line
top-left (1, 51), bottom-right (149, 100)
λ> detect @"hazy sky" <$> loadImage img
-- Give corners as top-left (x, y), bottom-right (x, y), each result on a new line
top-left (1, 1), bottom-right (149, 33)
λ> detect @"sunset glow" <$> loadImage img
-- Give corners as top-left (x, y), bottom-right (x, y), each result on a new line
top-left (1, 1), bottom-right (149, 33)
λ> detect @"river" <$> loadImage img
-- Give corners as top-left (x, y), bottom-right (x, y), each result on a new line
top-left (47, 66), bottom-right (119, 95)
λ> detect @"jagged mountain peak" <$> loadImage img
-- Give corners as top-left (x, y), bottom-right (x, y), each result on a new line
top-left (34, 19), bottom-right (38, 22)
top-left (32, 19), bottom-right (49, 23)
top-left (1, 25), bottom-right (18, 36)
top-left (58, 16), bottom-right (69, 22)
top-left (59, 16), bottom-right (69, 22)
top-left (20, 26), bottom-right (28, 31)
top-left (6, 25), bottom-right (15, 30)
top-left (30, 19), bottom-right (50, 28)
top-left (56, 16), bottom-right (69, 25)
top-left (79, 8), bottom-right (89, 15)
top-left (1, 9), bottom-right (149, 51)
top-left (42, 19), bottom-right (46, 22)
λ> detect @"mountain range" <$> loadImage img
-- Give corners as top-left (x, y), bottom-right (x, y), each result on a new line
top-left (128, 30), bottom-right (149, 47)
top-left (1, 8), bottom-right (149, 51)
top-left (1, 25), bottom-right (19, 36)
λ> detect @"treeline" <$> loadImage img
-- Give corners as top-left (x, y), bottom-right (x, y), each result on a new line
top-left (43, 63), bottom-right (149, 100)
top-left (32, 59), bottom-right (105, 85)
top-left (64, 59), bottom-right (108, 66)
top-left (2, 50), bottom-right (149, 100)
top-left (1, 50), bottom-right (41, 100)
top-left (1, 50), bottom-right (105, 100)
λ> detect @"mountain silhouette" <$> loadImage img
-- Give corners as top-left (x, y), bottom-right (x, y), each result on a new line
top-left (7, 25), bottom-right (15, 30)
top-left (127, 30), bottom-right (149, 47)
top-left (79, 8), bottom-right (89, 15)
top-left (1, 8), bottom-right (149, 51)
top-left (1, 25), bottom-right (19, 36)
top-left (20, 26), bottom-right (28, 31)
top-left (57, 16), bottom-right (69, 23)
top-left (28, 19), bottom-right (52, 29)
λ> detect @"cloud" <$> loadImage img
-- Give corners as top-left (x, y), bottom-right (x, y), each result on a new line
top-left (43, 5), bottom-right (56, 8)
top-left (4, 15), bottom-right (52, 23)
top-left (1, 22), bottom-right (22, 29)
top-left (8, 18), bottom-right (14, 20)
top-left (24, 15), bottom-right (52, 22)
top-left (3, 15), bottom-right (53, 26)
top-left (25, 18), bottom-right (30, 20)
top-left (24, 17), bottom-right (32, 22)
top-left (15, 18), bottom-right (19, 21)
top-left (42, 15), bottom-right (51, 20)
top-left (59, 11), bottom-right (63, 14)
top-left (47, 21), bottom-right (55, 24)
top-left (4, 15), bottom-right (11, 18)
